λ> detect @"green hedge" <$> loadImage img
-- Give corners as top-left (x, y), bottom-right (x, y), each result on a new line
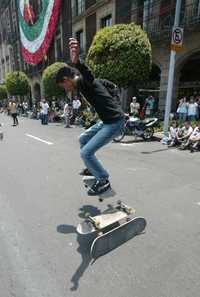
top-left (42, 62), bottom-right (67, 99)
top-left (5, 71), bottom-right (29, 96)
top-left (87, 23), bottom-right (152, 88)
top-left (0, 85), bottom-right (7, 100)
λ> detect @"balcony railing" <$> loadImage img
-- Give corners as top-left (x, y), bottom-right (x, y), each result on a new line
top-left (135, 0), bottom-right (200, 40)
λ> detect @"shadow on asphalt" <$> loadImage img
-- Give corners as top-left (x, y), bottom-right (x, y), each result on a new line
top-left (113, 136), bottom-right (160, 144)
top-left (141, 148), bottom-right (169, 154)
top-left (57, 205), bottom-right (101, 291)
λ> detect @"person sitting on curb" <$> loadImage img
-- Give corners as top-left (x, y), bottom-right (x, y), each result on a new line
top-left (168, 120), bottom-right (178, 147)
top-left (176, 121), bottom-right (193, 150)
top-left (188, 121), bottom-right (200, 152)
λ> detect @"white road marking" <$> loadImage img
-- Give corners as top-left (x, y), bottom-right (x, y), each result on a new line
top-left (120, 143), bottom-right (135, 147)
top-left (25, 134), bottom-right (53, 145)
top-left (196, 202), bottom-right (200, 206)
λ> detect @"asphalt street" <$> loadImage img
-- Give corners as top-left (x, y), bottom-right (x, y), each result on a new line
top-left (0, 113), bottom-right (200, 297)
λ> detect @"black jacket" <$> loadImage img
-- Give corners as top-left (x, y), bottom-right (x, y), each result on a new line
top-left (75, 60), bottom-right (124, 124)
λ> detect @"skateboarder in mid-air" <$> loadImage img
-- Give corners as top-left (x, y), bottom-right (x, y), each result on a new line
top-left (56, 38), bottom-right (125, 196)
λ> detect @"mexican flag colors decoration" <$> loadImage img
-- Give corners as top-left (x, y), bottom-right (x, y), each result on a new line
top-left (17, 0), bottom-right (61, 65)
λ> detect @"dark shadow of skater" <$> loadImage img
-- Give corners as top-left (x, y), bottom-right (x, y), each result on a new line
top-left (57, 205), bottom-right (101, 291)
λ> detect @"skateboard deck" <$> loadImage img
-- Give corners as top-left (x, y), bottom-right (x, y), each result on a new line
top-left (90, 217), bottom-right (146, 259)
top-left (77, 201), bottom-right (135, 235)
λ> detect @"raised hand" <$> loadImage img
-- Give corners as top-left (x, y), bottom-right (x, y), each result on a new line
top-left (69, 38), bottom-right (79, 64)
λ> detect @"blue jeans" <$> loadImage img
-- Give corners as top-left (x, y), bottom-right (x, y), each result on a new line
top-left (178, 113), bottom-right (187, 122)
top-left (188, 115), bottom-right (196, 122)
top-left (79, 118), bottom-right (125, 181)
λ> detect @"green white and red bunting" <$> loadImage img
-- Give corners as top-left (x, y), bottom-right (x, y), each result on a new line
top-left (17, 0), bottom-right (61, 65)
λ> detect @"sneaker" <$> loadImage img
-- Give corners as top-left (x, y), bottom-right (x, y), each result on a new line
top-left (87, 180), bottom-right (111, 196)
top-left (79, 168), bottom-right (93, 176)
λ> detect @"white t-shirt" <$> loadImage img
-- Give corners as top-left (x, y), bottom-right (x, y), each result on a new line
top-left (73, 99), bottom-right (81, 110)
top-left (41, 102), bottom-right (49, 115)
top-left (179, 126), bottom-right (193, 137)
top-left (192, 127), bottom-right (200, 137)
top-left (130, 102), bottom-right (140, 114)
top-left (188, 103), bottom-right (198, 116)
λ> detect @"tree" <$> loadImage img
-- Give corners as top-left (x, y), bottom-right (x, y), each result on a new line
top-left (5, 71), bottom-right (30, 96)
top-left (0, 84), bottom-right (7, 100)
top-left (87, 23), bottom-right (152, 88)
top-left (42, 62), bottom-right (67, 99)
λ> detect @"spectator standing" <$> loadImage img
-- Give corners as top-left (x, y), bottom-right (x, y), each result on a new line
top-left (63, 101), bottom-right (72, 128)
top-left (72, 96), bottom-right (81, 118)
top-left (187, 97), bottom-right (198, 122)
top-left (40, 99), bottom-right (49, 125)
top-left (177, 97), bottom-right (187, 122)
top-left (196, 96), bottom-right (200, 120)
top-left (144, 95), bottom-right (155, 117)
top-left (130, 97), bottom-right (140, 116)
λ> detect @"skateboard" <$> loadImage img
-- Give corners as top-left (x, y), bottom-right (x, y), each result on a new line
top-left (77, 201), bottom-right (146, 259)
top-left (82, 176), bottom-right (114, 202)
top-left (77, 200), bottom-right (135, 235)
top-left (91, 216), bottom-right (146, 259)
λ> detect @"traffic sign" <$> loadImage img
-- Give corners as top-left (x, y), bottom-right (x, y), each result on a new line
top-left (171, 26), bottom-right (184, 52)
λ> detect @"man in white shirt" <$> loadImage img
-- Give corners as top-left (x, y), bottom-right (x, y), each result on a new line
top-left (63, 101), bottom-right (72, 128)
top-left (189, 121), bottom-right (200, 152)
top-left (40, 99), bottom-right (49, 125)
top-left (130, 97), bottom-right (140, 116)
top-left (72, 96), bottom-right (81, 118)
top-left (177, 121), bottom-right (193, 149)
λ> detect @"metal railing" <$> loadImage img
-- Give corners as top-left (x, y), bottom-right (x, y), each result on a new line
top-left (134, 0), bottom-right (200, 40)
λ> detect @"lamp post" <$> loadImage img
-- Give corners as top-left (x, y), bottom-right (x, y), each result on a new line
top-left (162, 0), bottom-right (182, 144)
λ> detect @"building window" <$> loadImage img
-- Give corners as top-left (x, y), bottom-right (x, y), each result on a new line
top-left (76, 30), bottom-right (84, 54)
top-left (74, 0), bottom-right (84, 16)
top-left (101, 15), bottom-right (112, 28)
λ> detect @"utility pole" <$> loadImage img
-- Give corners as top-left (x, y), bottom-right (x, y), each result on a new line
top-left (162, 0), bottom-right (182, 144)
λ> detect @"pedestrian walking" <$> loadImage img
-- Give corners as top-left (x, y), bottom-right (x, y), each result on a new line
top-left (55, 38), bottom-right (125, 196)
top-left (9, 99), bottom-right (19, 126)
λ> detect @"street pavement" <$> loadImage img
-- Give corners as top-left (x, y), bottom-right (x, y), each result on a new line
top-left (0, 113), bottom-right (200, 297)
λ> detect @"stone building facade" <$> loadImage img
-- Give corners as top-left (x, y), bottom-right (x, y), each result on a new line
top-left (0, 0), bottom-right (72, 103)
top-left (1, 0), bottom-right (200, 110)
top-left (72, 0), bottom-right (200, 110)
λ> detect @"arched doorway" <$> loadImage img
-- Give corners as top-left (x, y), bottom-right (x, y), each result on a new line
top-left (33, 83), bottom-right (41, 102)
top-left (138, 63), bottom-right (161, 109)
top-left (178, 52), bottom-right (200, 100)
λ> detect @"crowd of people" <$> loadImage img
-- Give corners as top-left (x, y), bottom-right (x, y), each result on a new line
top-left (168, 120), bottom-right (200, 152)
top-left (176, 96), bottom-right (200, 122)
top-left (1, 96), bottom-right (99, 129)
top-left (129, 95), bottom-right (156, 118)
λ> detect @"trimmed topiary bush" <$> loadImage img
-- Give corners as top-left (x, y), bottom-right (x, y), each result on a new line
top-left (42, 62), bottom-right (68, 99)
top-left (87, 23), bottom-right (152, 88)
top-left (0, 84), bottom-right (7, 100)
top-left (5, 71), bottom-right (30, 96)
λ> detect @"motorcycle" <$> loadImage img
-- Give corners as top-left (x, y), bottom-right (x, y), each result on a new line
top-left (113, 115), bottom-right (159, 142)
